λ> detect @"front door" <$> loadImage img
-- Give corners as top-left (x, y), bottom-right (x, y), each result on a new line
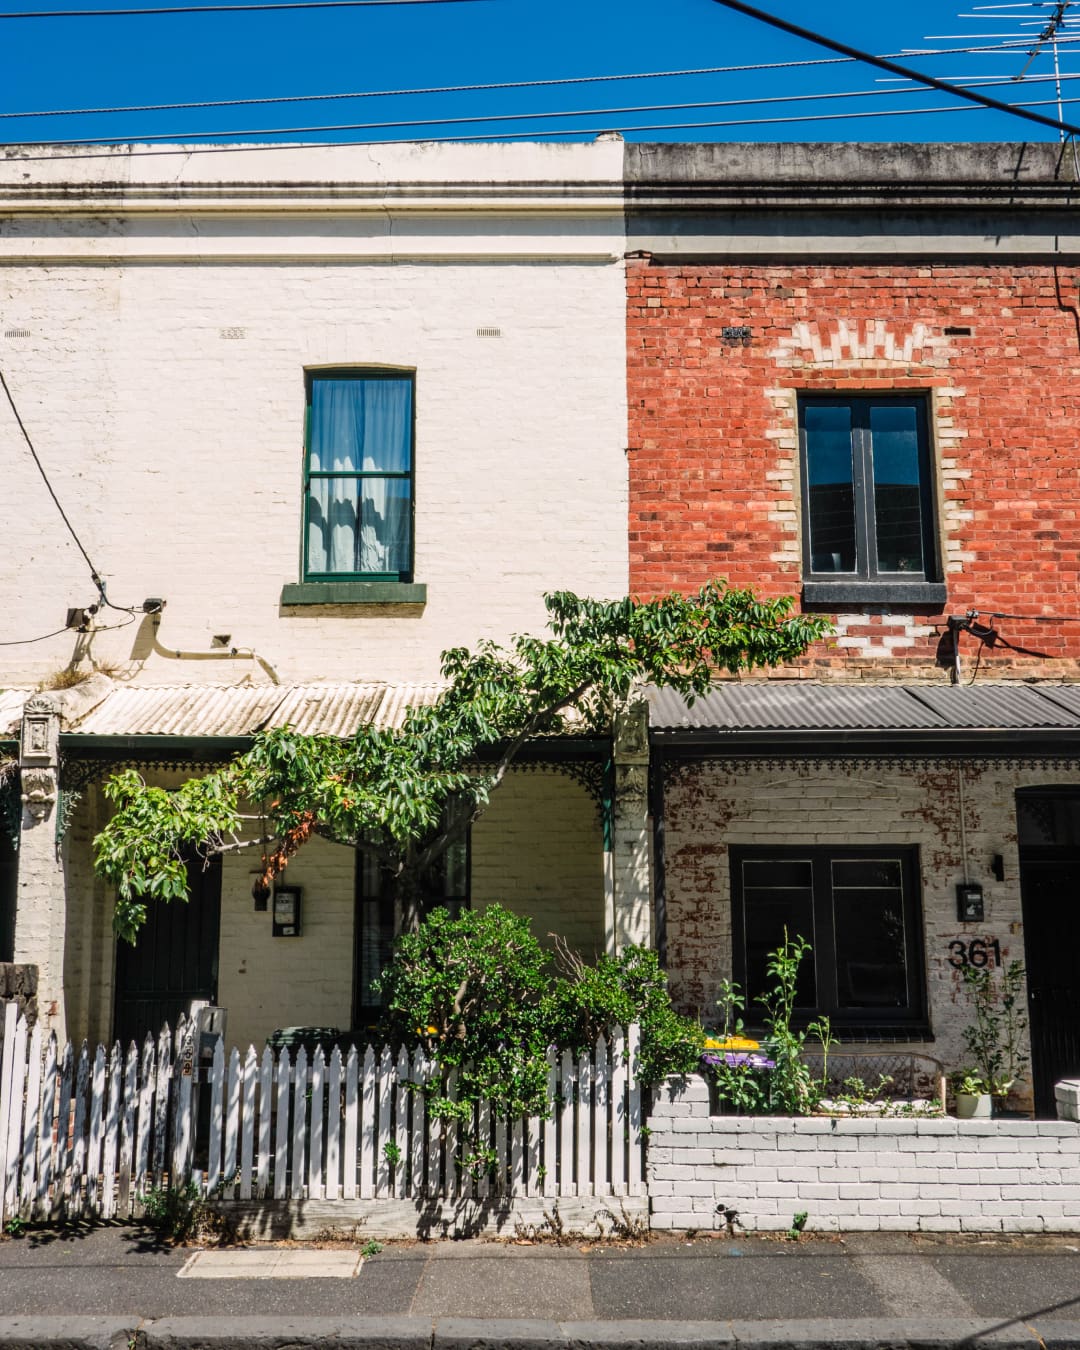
top-left (113, 857), bottom-right (222, 1047)
top-left (1017, 791), bottom-right (1080, 1117)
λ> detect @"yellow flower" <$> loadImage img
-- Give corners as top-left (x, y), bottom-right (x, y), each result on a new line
top-left (703, 1035), bottom-right (760, 1051)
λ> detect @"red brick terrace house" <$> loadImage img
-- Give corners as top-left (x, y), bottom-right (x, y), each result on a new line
top-left (626, 143), bottom-right (1080, 1114)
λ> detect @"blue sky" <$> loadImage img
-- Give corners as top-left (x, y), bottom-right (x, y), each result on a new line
top-left (4, 0), bottom-right (1078, 148)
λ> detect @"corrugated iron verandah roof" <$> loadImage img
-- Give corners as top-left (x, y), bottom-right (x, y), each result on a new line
top-left (59, 682), bottom-right (445, 742)
top-left (647, 682), bottom-right (1080, 754)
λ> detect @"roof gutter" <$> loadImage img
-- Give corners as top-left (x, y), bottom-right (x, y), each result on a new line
top-left (651, 727), bottom-right (1080, 759)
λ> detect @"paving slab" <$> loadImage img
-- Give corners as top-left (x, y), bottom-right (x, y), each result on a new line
top-left (924, 1250), bottom-right (1080, 1322)
top-left (178, 1248), bottom-right (363, 1278)
top-left (410, 1251), bottom-right (593, 1319)
top-left (588, 1241), bottom-right (889, 1323)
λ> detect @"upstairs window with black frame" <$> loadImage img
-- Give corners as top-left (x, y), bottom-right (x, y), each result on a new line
top-left (304, 370), bottom-right (414, 582)
top-left (798, 395), bottom-right (943, 604)
top-left (730, 845), bottom-right (927, 1035)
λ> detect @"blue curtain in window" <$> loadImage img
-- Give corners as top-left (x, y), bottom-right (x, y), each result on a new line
top-left (308, 377), bottom-right (412, 575)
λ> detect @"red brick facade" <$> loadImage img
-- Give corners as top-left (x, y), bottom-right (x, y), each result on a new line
top-left (627, 259), bottom-right (1080, 678)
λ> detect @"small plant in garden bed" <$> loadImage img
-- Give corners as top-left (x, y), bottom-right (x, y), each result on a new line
top-left (703, 933), bottom-right (834, 1116)
top-left (958, 960), bottom-right (1028, 1104)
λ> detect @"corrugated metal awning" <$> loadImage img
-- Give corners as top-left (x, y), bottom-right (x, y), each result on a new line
top-left (648, 681), bottom-right (1080, 753)
top-left (61, 682), bottom-right (445, 741)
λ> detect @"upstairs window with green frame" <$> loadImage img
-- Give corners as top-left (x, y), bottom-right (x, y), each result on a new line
top-left (304, 370), bottom-right (415, 582)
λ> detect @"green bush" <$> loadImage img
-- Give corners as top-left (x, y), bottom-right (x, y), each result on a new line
top-left (548, 946), bottom-right (703, 1087)
top-left (378, 903), bottom-right (552, 1122)
top-left (378, 907), bottom-right (703, 1124)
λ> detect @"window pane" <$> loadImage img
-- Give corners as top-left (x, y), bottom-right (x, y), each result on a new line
top-left (832, 857), bottom-right (909, 1008)
top-left (309, 377), bottom-right (412, 474)
top-left (742, 859), bottom-right (817, 1009)
top-left (804, 405), bottom-right (856, 573)
top-left (870, 404), bottom-right (925, 575)
top-left (360, 478), bottom-right (411, 575)
top-left (308, 476), bottom-right (360, 574)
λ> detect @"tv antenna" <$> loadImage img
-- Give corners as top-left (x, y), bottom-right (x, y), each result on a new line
top-left (883, 2), bottom-right (1080, 141)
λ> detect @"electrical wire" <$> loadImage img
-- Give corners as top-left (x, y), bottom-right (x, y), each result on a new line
top-left (709, 0), bottom-right (1080, 139)
top-left (0, 626), bottom-right (72, 647)
top-left (972, 610), bottom-right (1080, 622)
top-left (0, 369), bottom-right (136, 613)
top-left (16, 91), bottom-right (1080, 160)
top-left (0, 0), bottom-right (483, 16)
top-left (10, 72), bottom-right (1078, 147)
top-left (3, 38), bottom-right (1074, 122)
top-left (0, 370), bottom-right (102, 587)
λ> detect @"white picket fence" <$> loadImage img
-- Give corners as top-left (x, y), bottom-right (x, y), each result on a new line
top-left (0, 1002), bottom-right (644, 1226)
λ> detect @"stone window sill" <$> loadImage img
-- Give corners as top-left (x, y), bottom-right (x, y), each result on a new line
top-left (280, 581), bottom-right (427, 607)
top-left (802, 581), bottom-right (947, 608)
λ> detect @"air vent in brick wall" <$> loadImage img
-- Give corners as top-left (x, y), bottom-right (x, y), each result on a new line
top-left (219, 327), bottom-right (246, 340)
top-left (4, 329), bottom-right (30, 339)
top-left (476, 327), bottom-right (502, 338)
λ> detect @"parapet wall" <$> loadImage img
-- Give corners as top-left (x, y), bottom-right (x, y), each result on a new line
top-left (647, 1076), bottom-right (1080, 1234)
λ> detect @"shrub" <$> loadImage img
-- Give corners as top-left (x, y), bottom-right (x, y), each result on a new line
top-left (378, 903), bottom-right (552, 1122)
top-left (547, 945), bottom-right (703, 1086)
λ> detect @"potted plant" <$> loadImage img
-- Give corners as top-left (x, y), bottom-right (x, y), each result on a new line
top-left (956, 960), bottom-right (1029, 1117)
top-left (951, 1069), bottom-right (993, 1119)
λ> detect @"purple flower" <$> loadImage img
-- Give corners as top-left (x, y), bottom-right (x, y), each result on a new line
top-left (701, 1051), bottom-right (775, 1071)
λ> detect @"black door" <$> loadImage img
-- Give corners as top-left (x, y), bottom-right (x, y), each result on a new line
top-left (0, 828), bottom-right (16, 964)
top-left (1017, 791), bottom-right (1080, 1117)
top-left (113, 857), bottom-right (221, 1048)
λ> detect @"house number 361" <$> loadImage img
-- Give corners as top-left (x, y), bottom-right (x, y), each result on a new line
top-left (947, 937), bottom-right (1002, 970)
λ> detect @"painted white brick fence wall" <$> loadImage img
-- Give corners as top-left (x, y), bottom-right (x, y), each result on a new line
top-left (647, 1075), bottom-right (1080, 1234)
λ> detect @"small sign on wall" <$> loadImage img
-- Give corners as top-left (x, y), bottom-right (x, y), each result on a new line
top-left (272, 886), bottom-right (302, 937)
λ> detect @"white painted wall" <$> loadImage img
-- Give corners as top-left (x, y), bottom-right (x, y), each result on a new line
top-left (0, 142), bottom-right (628, 689)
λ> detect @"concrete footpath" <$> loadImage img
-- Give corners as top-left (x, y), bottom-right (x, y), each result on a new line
top-left (2, 1226), bottom-right (1080, 1348)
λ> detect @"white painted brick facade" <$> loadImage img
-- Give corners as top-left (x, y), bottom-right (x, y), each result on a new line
top-left (0, 142), bottom-right (627, 689)
top-left (648, 1075), bottom-right (1080, 1233)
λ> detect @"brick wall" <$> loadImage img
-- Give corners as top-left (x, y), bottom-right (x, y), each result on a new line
top-left (648, 1075), bottom-right (1080, 1233)
top-left (661, 756), bottom-right (1080, 1093)
top-left (627, 260), bottom-right (1080, 678)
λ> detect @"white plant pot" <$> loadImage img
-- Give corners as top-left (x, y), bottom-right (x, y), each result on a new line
top-left (955, 1091), bottom-right (992, 1119)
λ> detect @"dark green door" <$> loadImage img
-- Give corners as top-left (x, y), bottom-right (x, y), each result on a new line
top-left (113, 857), bottom-right (221, 1048)
top-left (1017, 792), bottom-right (1080, 1117)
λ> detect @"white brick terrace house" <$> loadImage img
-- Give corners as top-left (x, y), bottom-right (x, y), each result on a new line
top-left (0, 140), bottom-right (652, 1050)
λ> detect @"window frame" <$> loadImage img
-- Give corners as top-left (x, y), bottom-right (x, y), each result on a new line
top-left (729, 843), bottom-right (928, 1036)
top-left (302, 368), bottom-right (417, 585)
top-left (351, 835), bottom-right (471, 1027)
top-left (797, 393), bottom-right (943, 605)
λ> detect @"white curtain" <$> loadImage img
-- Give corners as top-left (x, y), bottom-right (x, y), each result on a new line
top-left (307, 377), bottom-right (412, 575)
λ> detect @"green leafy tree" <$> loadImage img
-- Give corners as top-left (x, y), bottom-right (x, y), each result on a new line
top-left (94, 583), bottom-right (830, 941)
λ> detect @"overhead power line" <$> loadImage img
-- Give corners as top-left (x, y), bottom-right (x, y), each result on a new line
top-left (709, 0), bottom-right (1080, 140)
top-left (3, 36), bottom-right (1077, 123)
top-left (8, 91), bottom-right (1080, 161)
top-left (0, 369), bottom-right (133, 612)
top-left (6, 73), bottom-right (1077, 148)
top-left (0, 0), bottom-right (483, 15)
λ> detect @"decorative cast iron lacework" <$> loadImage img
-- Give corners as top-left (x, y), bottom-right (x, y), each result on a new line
top-left (53, 750), bottom-right (612, 843)
top-left (662, 754), bottom-right (1080, 782)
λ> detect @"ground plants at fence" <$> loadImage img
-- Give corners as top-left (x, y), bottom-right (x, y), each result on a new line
top-left (704, 933), bottom-right (835, 1116)
top-left (959, 959), bottom-right (1028, 1101)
